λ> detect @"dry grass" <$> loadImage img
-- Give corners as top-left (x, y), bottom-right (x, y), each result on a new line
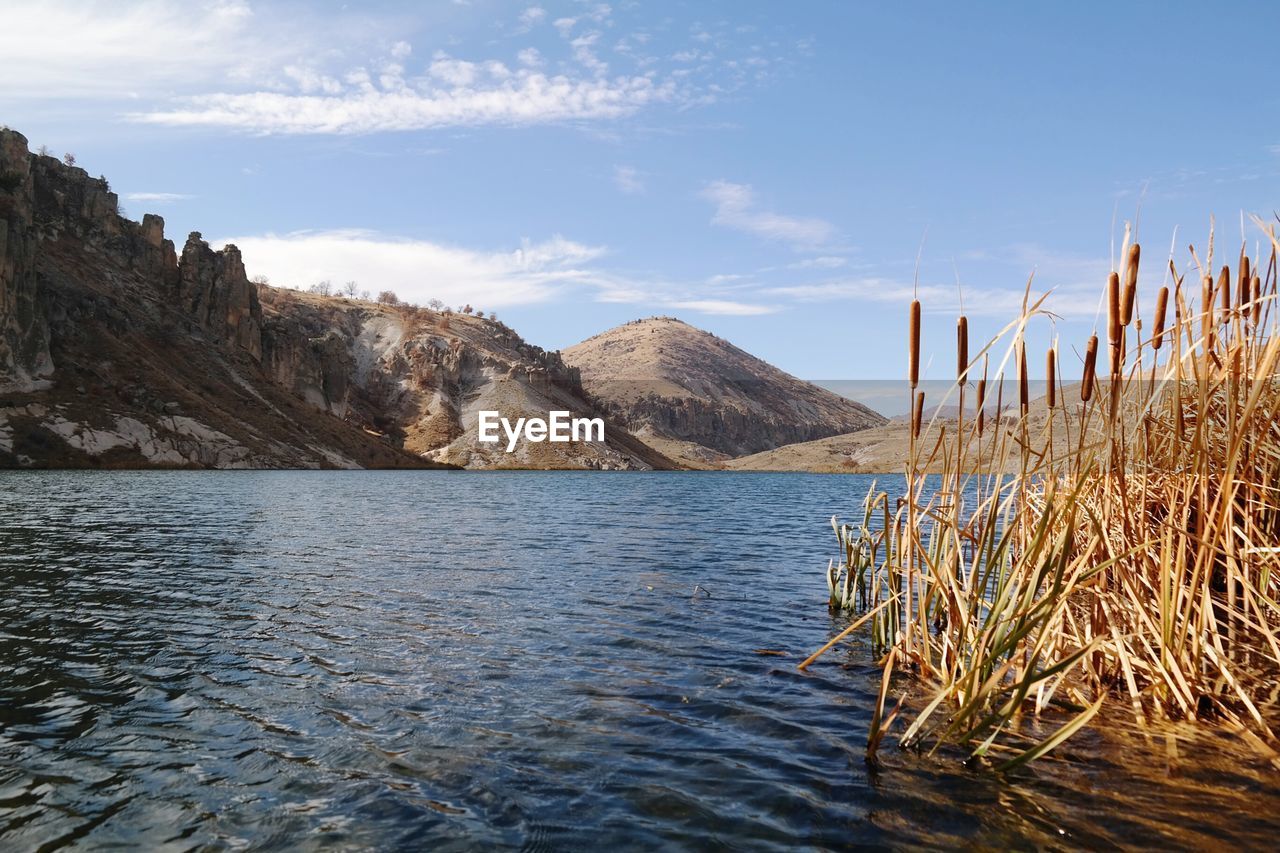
top-left (812, 219), bottom-right (1280, 770)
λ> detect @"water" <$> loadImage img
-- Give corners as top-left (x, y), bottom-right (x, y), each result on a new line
top-left (2, 471), bottom-right (1278, 850)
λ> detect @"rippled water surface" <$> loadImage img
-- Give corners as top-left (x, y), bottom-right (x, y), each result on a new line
top-left (3, 470), bottom-right (1280, 850)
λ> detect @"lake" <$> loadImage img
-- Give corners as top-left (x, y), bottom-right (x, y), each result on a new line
top-left (2, 471), bottom-right (1278, 849)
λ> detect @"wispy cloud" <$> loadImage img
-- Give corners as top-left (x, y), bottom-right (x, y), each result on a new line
top-left (517, 6), bottom-right (546, 29)
top-left (0, 1), bottom-right (295, 100)
top-left (125, 192), bottom-right (193, 203)
top-left (766, 277), bottom-right (1104, 318)
top-left (132, 73), bottom-right (677, 134)
top-left (6, 1), bottom-right (790, 137)
top-left (668, 299), bottom-right (778, 316)
top-left (613, 165), bottom-right (645, 194)
top-left (219, 230), bottom-right (605, 308)
top-left (701, 180), bottom-right (834, 248)
top-left (213, 228), bottom-right (778, 317)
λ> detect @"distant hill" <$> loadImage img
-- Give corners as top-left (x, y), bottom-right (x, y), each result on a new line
top-left (563, 316), bottom-right (886, 466)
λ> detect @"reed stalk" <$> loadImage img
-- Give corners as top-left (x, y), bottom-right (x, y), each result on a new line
top-left (811, 223), bottom-right (1280, 770)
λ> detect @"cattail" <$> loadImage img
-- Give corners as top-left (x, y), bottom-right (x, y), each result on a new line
top-left (1121, 243), bottom-right (1140, 325)
top-left (976, 376), bottom-right (987, 435)
top-left (1045, 347), bottom-right (1057, 409)
top-left (1252, 275), bottom-right (1262, 326)
top-left (1240, 268), bottom-right (1252, 316)
top-left (912, 391), bottom-right (925, 438)
top-left (956, 315), bottom-right (969, 381)
top-left (1239, 253), bottom-right (1251, 305)
top-left (1152, 287), bottom-right (1169, 350)
top-left (1107, 272), bottom-right (1122, 345)
top-left (1018, 343), bottom-right (1029, 415)
top-left (909, 300), bottom-right (921, 389)
top-left (1218, 265), bottom-right (1231, 314)
top-left (1081, 334), bottom-right (1098, 402)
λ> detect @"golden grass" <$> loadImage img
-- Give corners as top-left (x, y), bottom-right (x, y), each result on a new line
top-left (815, 220), bottom-right (1280, 770)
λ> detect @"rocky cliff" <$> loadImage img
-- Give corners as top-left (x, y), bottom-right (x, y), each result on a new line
top-left (563, 316), bottom-right (886, 465)
top-left (0, 129), bottom-right (437, 468)
top-left (0, 128), bottom-right (669, 470)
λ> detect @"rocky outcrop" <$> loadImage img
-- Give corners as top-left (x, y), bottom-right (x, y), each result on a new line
top-left (0, 130), bottom-right (52, 390)
top-left (258, 294), bottom-right (670, 470)
top-left (178, 233), bottom-right (263, 361)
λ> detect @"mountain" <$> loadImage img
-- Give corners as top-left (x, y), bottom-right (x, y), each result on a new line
top-left (0, 128), bottom-right (670, 470)
top-left (563, 316), bottom-right (886, 466)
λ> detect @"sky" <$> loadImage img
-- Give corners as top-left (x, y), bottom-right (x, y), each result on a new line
top-left (1, 0), bottom-right (1277, 398)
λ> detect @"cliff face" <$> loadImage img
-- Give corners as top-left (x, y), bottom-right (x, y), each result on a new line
top-left (0, 128), bottom-right (438, 469)
top-left (0, 131), bottom-right (52, 390)
top-left (179, 233), bottom-right (263, 361)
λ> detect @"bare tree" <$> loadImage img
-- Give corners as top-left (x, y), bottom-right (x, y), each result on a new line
top-left (308, 280), bottom-right (333, 296)
top-left (359, 290), bottom-right (371, 301)
top-left (428, 298), bottom-right (444, 310)
top-left (475, 310), bottom-right (485, 318)
top-left (36, 144), bottom-right (50, 157)
top-left (461, 304), bottom-right (473, 314)
top-left (376, 290), bottom-right (399, 305)
top-left (62, 153), bottom-right (76, 167)
top-left (251, 274), bottom-right (270, 285)
top-left (343, 280), bottom-right (359, 298)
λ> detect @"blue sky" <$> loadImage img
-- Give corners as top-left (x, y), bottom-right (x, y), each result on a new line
top-left (2, 0), bottom-right (1277, 388)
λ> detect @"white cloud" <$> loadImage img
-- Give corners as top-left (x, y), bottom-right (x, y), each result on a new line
top-left (216, 228), bottom-right (778, 317)
top-left (220, 230), bottom-right (606, 308)
top-left (790, 255), bottom-right (847, 269)
top-left (669, 299), bottom-right (778, 316)
top-left (613, 165), bottom-right (644, 194)
top-left (701, 180), bottom-right (835, 247)
top-left (0, 1), bottom-right (293, 100)
top-left (766, 277), bottom-right (1102, 318)
top-left (518, 6), bottom-right (546, 28)
top-left (125, 192), bottom-right (193, 203)
top-left (131, 71), bottom-right (676, 134)
top-left (4, 1), bottom-right (776, 138)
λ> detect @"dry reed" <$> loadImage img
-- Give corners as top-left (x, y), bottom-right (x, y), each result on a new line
top-left (811, 222), bottom-right (1280, 771)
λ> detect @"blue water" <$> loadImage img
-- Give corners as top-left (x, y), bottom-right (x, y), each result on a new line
top-left (1, 471), bottom-right (1277, 850)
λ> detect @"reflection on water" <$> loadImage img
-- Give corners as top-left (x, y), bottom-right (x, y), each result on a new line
top-left (1, 470), bottom-right (1277, 849)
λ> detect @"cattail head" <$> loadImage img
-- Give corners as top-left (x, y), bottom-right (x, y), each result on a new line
top-left (1107, 272), bottom-right (1122, 345)
top-left (1046, 347), bottom-right (1057, 409)
top-left (1018, 343), bottom-right (1029, 415)
top-left (1240, 269), bottom-right (1252, 317)
top-left (1081, 334), bottom-right (1098, 402)
top-left (912, 391), bottom-right (925, 439)
top-left (1121, 243), bottom-right (1140, 325)
top-left (1252, 275), bottom-right (1262, 326)
top-left (1153, 287), bottom-right (1169, 350)
top-left (1219, 265), bottom-right (1231, 313)
top-left (976, 376), bottom-right (987, 436)
top-left (956, 315), bottom-right (969, 381)
top-left (908, 300), bottom-right (921, 389)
